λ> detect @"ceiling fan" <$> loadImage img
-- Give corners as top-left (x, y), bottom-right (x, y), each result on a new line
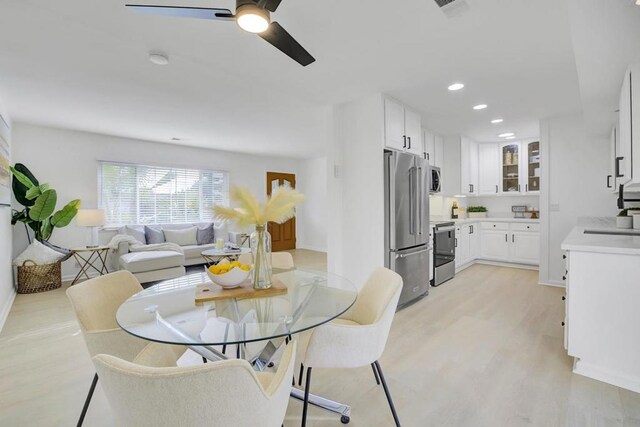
top-left (125, 0), bottom-right (315, 66)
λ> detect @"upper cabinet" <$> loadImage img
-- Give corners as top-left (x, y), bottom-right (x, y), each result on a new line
top-left (460, 137), bottom-right (479, 195)
top-left (434, 135), bottom-right (444, 169)
top-left (525, 141), bottom-right (540, 193)
top-left (609, 125), bottom-right (618, 192)
top-left (500, 142), bottom-right (521, 193)
top-left (422, 129), bottom-right (444, 168)
top-left (478, 143), bottom-right (500, 195)
top-left (384, 97), bottom-right (422, 156)
top-left (618, 68), bottom-right (633, 187)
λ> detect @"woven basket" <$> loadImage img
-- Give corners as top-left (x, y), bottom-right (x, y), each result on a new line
top-left (16, 260), bottom-right (62, 294)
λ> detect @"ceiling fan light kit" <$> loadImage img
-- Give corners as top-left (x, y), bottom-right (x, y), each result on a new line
top-left (126, 0), bottom-right (315, 66)
top-left (236, 3), bottom-right (270, 33)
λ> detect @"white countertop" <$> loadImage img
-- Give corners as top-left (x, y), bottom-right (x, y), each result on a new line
top-left (561, 217), bottom-right (640, 255)
top-left (430, 217), bottom-right (540, 226)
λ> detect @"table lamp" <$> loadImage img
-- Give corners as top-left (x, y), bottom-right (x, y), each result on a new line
top-left (76, 209), bottom-right (105, 248)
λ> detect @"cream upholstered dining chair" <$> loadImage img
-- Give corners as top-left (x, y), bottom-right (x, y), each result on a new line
top-left (297, 267), bottom-right (403, 426)
top-left (93, 341), bottom-right (297, 427)
top-left (238, 251), bottom-right (295, 270)
top-left (66, 270), bottom-right (150, 426)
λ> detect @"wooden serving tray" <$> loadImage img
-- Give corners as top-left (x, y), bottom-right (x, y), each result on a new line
top-left (195, 277), bottom-right (287, 304)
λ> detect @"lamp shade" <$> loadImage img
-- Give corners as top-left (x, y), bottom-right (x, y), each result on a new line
top-left (76, 209), bottom-right (105, 227)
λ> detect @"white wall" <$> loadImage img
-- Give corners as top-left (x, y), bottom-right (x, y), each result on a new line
top-left (328, 94), bottom-right (385, 287)
top-left (539, 113), bottom-right (617, 286)
top-left (11, 123), bottom-right (325, 278)
top-left (297, 157), bottom-right (327, 252)
top-left (0, 99), bottom-right (14, 331)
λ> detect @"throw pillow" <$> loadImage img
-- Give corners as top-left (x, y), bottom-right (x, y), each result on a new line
top-left (163, 227), bottom-right (198, 246)
top-left (145, 226), bottom-right (165, 244)
top-left (125, 225), bottom-right (147, 244)
top-left (196, 223), bottom-right (215, 245)
top-left (13, 240), bottom-right (66, 266)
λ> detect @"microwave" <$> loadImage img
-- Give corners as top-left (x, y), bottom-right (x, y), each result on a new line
top-left (430, 166), bottom-right (441, 193)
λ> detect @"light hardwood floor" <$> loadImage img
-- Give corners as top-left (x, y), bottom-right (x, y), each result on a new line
top-left (1, 251), bottom-right (639, 426)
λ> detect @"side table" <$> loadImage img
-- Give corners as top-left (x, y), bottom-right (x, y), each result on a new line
top-left (70, 246), bottom-right (110, 285)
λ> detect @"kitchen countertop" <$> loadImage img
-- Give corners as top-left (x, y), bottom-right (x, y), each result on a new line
top-left (561, 217), bottom-right (640, 255)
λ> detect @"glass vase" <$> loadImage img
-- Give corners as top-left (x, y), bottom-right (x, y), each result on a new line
top-left (250, 224), bottom-right (272, 289)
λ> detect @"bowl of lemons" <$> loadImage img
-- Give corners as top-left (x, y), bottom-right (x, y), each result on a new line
top-left (206, 260), bottom-right (251, 289)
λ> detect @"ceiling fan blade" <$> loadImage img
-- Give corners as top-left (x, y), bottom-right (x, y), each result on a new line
top-left (258, 22), bottom-right (315, 66)
top-left (262, 0), bottom-right (283, 12)
top-left (125, 5), bottom-right (234, 21)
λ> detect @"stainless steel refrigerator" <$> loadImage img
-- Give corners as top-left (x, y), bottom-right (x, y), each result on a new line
top-left (384, 150), bottom-right (431, 308)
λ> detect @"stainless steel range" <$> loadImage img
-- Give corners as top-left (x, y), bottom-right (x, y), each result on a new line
top-left (432, 221), bottom-right (456, 286)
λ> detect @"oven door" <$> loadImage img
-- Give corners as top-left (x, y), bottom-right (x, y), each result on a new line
top-left (430, 167), bottom-right (441, 193)
top-left (434, 226), bottom-right (455, 267)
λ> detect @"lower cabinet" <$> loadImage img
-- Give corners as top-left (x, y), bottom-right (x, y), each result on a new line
top-left (476, 222), bottom-right (540, 265)
top-left (511, 231), bottom-right (540, 264)
top-left (456, 223), bottom-right (481, 267)
top-left (480, 229), bottom-right (510, 261)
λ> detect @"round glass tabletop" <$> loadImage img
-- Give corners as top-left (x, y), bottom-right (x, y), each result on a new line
top-left (116, 269), bottom-right (357, 347)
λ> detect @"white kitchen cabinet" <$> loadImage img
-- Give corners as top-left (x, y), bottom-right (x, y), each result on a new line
top-left (609, 125), bottom-right (618, 192)
top-left (500, 142), bottom-right (521, 193)
top-left (384, 97), bottom-right (422, 156)
top-left (478, 143), bottom-right (500, 195)
top-left (510, 231), bottom-right (540, 264)
top-left (480, 229), bottom-right (510, 261)
top-left (618, 69), bottom-right (632, 187)
top-left (434, 135), bottom-right (444, 169)
top-left (423, 128), bottom-right (435, 163)
top-left (524, 141), bottom-right (540, 193)
top-left (460, 137), bottom-right (479, 195)
top-left (455, 225), bottom-right (471, 267)
top-left (384, 98), bottom-right (406, 151)
top-left (469, 223), bottom-right (480, 259)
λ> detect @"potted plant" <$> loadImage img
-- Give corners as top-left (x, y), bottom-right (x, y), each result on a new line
top-left (467, 206), bottom-right (488, 219)
top-left (617, 209), bottom-right (633, 229)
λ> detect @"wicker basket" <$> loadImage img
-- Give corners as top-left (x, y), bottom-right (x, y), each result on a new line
top-left (16, 260), bottom-right (62, 294)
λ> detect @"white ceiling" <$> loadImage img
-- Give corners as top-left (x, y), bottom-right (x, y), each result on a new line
top-left (0, 0), bottom-right (612, 157)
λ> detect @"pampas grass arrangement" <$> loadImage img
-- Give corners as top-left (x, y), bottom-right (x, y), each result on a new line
top-left (213, 186), bottom-right (305, 227)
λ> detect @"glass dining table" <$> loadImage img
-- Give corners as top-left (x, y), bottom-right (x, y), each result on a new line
top-left (116, 268), bottom-right (358, 421)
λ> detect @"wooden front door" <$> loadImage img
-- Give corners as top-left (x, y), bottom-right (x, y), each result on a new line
top-left (267, 172), bottom-right (297, 251)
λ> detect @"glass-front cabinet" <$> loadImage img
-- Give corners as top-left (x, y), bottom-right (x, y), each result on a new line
top-left (526, 141), bottom-right (540, 193)
top-left (500, 143), bottom-right (520, 193)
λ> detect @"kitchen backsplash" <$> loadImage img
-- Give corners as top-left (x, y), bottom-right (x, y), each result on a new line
top-left (429, 195), bottom-right (539, 219)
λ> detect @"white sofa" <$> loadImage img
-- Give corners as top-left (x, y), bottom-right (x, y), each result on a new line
top-left (106, 222), bottom-right (230, 283)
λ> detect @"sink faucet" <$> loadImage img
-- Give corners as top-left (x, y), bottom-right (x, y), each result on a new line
top-left (617, 184), bottom-right (640, 209)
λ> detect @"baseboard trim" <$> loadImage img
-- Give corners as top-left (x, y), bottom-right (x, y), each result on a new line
top-left (574, 359), bottom-right (640, 394)
top-left (295, 246), bottom-right (327, 253)
top-left (0, 287), bottom-right (17, 333)
top-left (539, 280), bottom-right (565, 288)
top-left (474, 260), bottom-right (539, 271)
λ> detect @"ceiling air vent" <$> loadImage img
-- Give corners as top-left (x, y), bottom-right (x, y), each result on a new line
top-left (434, 0), bottom-right (469, 18)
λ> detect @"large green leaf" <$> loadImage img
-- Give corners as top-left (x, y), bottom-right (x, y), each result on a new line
top-left (51, 199), bottom-right (81, 228)
top-left (11, 163), bottom-right (39, 207)
top-left (25, 183), bottom-right (50, 201)
top-left (40, 218), bottom-right (53, 241)
top-left (29, 189), bottom-right (57, 221)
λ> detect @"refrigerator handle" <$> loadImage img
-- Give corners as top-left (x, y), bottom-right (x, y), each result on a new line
top-left (417, 166), bottom-right (423, 235)
top-left (408, 167), bottom-right (415, 235)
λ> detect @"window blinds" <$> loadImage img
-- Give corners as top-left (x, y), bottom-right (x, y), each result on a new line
top-left (99, 162), bottom-right (228, 226)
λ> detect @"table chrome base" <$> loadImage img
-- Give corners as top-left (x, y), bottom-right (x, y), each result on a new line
top-left (290, 387), bottom-right (351, 420)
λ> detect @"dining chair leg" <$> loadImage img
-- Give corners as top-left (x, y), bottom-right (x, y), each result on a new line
top-left (77, 373), bottom-right (98, 427)
top-left (371, 363), bottom-right (381, 385)
top-left (202, 357), bottom-right (208, 364)
top-left (298, 363), bottom-right (305, 386)
top-left (374, 361), bottom-right (400, 427)
top-left (301, 367), bottom-right (312, 427)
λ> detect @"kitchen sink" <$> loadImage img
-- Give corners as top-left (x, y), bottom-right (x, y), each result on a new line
top-left (583, 229), bottom-right (640, 236)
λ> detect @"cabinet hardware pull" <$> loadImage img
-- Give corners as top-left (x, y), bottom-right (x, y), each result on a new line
top-left (495, 185), bottom-right (498, 193)
top-left (562, 254), bottom-right (567, 259)
top-left (518, 184), bottom-right (521, 192)
top-left (562, 296), bottom-right (566, 301)
top-left (607, 175), bottom-right (612, 188)
top-left (403, 135), bottom-right (407, 148)
top-left (525, 184), bottom-right (528, 192)
top-left (408, 136), bottom-right (411, 149)
top-left (512, 234), bottom-right (514, 243)
top-left (455, 238), bottom-right (458, 248)
top-left (616, 157), bottom-right (624, 178)
top-left (563, 276), bottom-right (566, 281)
top-left (505, 233), bottom-right (507, 242)
top-left (562, 321), bottom-right (565, 327)
top-left (471, 184), bottom-right (474, 193)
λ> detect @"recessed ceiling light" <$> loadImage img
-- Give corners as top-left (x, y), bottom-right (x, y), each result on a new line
top-left (499, 132), bottom-right (515, 138)
top-left (491, 118), bottom-right (504, 124)
top-left (505, 136), bottom-right (516, 140)
top-left (149, 53), bottom-right (169, 65)
top-left (448, 83), bottom-right (465, 91)
top-left (473, 104), bottom-right (488, 110)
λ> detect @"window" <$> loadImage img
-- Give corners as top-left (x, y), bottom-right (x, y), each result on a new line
top-left (99, 162), bottom-right (228, 226)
